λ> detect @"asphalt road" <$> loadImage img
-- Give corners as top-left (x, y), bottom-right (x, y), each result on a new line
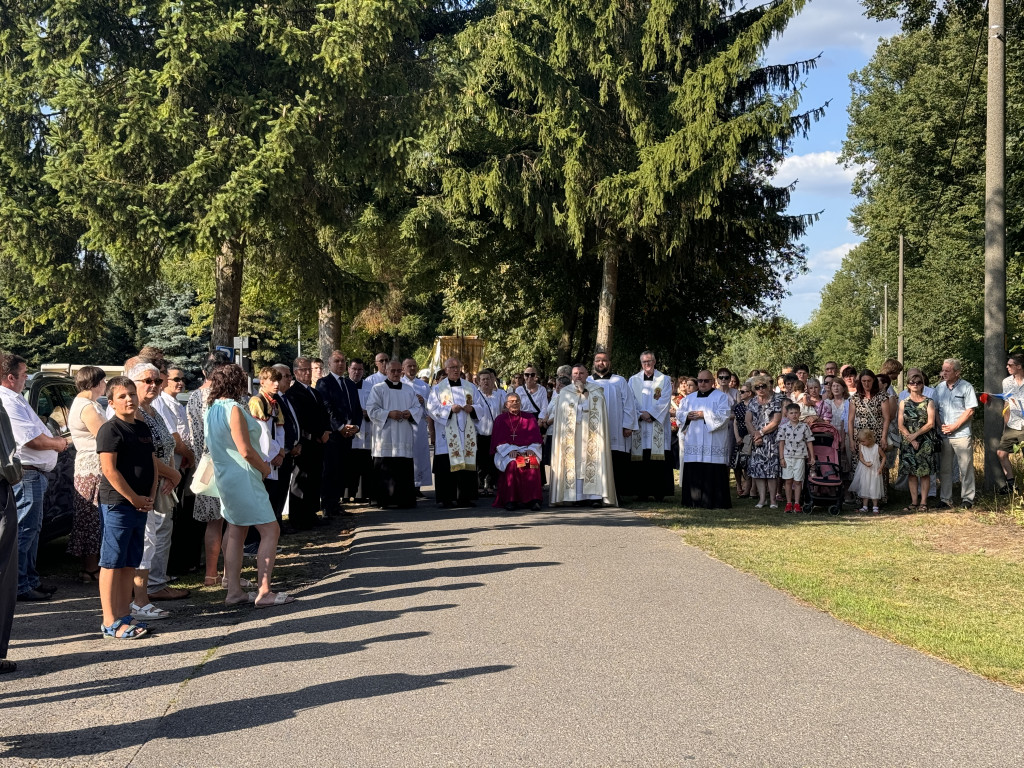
top-left (2, 504), bottom-right (1023, 767)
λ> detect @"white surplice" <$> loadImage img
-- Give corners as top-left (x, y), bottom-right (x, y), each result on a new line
top-left (366, 381), bottom-right (423, 458)
top-left (588, 374), bottom-right (638, 453)
top-left (427, 379), bottom-right (481, 458)
top-left (402, 375), bottom-right (432, 486)
top-left (549, 385), bottom-right (617, 506)
top-left (629, 369), bottom-right (671, 456)
top-left (350, 380), bottom-right (374, 451)
top-left (679, 389), bottom-right (733, 469)
top-left (474, 388), bottom-right (507, 436)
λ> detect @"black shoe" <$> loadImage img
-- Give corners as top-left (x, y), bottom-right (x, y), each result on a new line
top-left (17, 589), bottom-right (51, 602)
top-left (961, 499), bottom-right (974, 509)
top-left (589, 500), bottom-right (603, 508)
top-left (0, 660), bottom-right (16, 674)
top-left (505, 503), bottom-right (518, 512)
top-left (938, 501), bottom-right (953, 509)
top-left (37, 584), bottom-right (58, 595)
top-left (415, 490), bottom-right (426, 499)
top-left (997, 480), bottom-right (1014, 495)
top-left (242, 543), bottom-right (259, 557)
top-left (530, 501), bottom-right (542, 512)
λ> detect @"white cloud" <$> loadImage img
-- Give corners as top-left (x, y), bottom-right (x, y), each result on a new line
top-left (774, 151), bottom-right (859, 197)
top-left (766, 0), bottom-right (902, 60)
top-left (813, 241), bottom-right (858, 269)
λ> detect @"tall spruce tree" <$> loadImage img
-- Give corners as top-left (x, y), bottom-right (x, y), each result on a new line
top-left (417, 0), bottom-right (820, 362)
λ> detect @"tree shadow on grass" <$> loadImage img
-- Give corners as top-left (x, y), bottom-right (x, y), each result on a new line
top-left (1, 664), bottom-right (514, 760)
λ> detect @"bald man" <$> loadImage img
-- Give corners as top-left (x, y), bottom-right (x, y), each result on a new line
top-left (426, 357), bottom-right (482, 508)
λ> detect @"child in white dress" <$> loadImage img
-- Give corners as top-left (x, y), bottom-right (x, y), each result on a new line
top-left (849, 428), bottom-right (884, 513)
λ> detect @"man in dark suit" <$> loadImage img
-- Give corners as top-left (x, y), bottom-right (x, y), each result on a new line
top-left (315, 350), bottom-right (362, 515)
top-left (287, 357), bottom-right (330, 529)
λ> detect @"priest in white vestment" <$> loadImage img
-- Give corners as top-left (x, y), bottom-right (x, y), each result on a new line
top-left (401, 358), bottom-right (432, 495)
top-left (629, 351), bottom-right (674, 501)
top-left (550, 365), bottom-right (617, 507)
top-left (367, 361), bottom-right (423, 509)
top-left (679, 371), bottom-right (733, 509)
top-left (345, 359), bottom-right (374, 502)
top-left (589, 352), bottom-right (638, 500)
top-left (426, 357), bottom-right (481, 508)
top-left (474, 368), bottom-right (506, 495)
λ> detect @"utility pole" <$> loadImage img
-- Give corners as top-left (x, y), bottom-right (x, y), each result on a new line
top-left (883, 283), bottom-right (889, 358)
top-left (984, 0), bottom-right (1006, 491)
top-left (897, 234), bottom-right (905, 391)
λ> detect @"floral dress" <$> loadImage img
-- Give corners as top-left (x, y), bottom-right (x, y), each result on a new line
top-left (67, 397), bottom-right (105, 558)
top-left (187, 387), bottom-right (222, 522)
top-left (746, 394), bottom-right (784, 479)
top-left (898, 397), bottom-right (939, 479)
top-left (850, 393), bottom-right (885, 445)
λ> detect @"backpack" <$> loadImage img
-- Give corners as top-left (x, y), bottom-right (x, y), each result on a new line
top-left (0, 400), bottom-right (24, 485)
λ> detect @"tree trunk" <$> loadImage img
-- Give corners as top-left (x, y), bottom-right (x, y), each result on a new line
top-left (595, 241), bottom-right (620, 356)
top-left (392, 335), bottom-right (401, 362)
top-left (318, 303), bottom-right (339, 361)
top-left (556, 305), bottom-right (579, 367)
top-left (211, 238), bottom-right (244, 349)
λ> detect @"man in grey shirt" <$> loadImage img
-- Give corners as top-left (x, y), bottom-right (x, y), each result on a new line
top-left (932, 358), bottom-right (978, 508)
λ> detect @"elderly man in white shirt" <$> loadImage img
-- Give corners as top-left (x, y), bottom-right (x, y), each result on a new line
top-left (0, 353), bottom-right (69, 602)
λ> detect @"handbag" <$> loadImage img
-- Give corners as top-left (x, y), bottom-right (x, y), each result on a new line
top-left (189, 453), bottom-right (219, 497)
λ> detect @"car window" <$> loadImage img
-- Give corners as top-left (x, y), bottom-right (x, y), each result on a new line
top-left (38, 384), bottom-right (76, 435)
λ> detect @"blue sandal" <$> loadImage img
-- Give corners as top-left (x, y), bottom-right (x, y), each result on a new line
top-left (101, 618), bottom-right (149, 640)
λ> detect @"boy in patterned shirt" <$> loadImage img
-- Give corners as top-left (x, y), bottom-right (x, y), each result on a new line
top-left (778, 403), bottom-right (814, 513)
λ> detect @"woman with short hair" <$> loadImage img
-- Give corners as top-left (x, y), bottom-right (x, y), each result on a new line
top-left (205, 364), bottom-right (294, 608)
top-left (67, 366), bottom-right (108, 582)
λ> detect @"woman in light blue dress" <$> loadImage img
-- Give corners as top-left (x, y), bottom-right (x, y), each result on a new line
top-left (204, 365), bottom-right (295, 609)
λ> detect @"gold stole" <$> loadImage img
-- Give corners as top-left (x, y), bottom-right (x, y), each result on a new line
top-left (631, 373), bottom-right (667, 460)
top-left (438, 379), bottom-right (477, 471)
top-left (560, 389), bottom-right (605, 500)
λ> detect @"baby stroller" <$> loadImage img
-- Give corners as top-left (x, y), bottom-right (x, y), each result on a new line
top-left (804, 421), bottom-right (845, 515)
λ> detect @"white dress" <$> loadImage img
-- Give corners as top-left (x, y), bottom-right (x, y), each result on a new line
top-left (849, 444), bottom-right (884, 501)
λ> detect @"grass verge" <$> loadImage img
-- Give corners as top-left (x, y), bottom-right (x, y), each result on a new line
top-left (640, 494), bottom-right (1024, 690)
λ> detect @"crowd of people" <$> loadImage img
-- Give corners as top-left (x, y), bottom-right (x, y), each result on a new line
top-left (0, 345), bottom-right (1018, 666)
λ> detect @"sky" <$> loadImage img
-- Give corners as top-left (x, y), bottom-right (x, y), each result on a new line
top-left (764, 0), bottom-right (901, 325)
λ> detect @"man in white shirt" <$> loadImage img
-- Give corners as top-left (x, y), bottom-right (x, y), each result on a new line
top-left (0, 353), bottom-right (68, 601)
top-left (933, 358), bottom-right (978, 509)
top-left (365, 353), bottom-right (389, 389)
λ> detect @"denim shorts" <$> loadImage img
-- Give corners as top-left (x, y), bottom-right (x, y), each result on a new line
top-left (99, 503), bottom-right (147, 569)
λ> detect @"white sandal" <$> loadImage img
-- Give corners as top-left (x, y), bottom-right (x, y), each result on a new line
top-left (130, 602), bottom-right (170, 620)
top-left (221, 577), bottom-right (255, 589)
top-left (858, 506), bottom-right (868, 513)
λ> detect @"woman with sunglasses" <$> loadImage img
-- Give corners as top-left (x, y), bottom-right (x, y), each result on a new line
top-left (897, 374), bottom-right (938, 511)
top-left (127, 362), bottom-right (184, 621)
top-left (732, 383), bottom-right (754, 496)
top-left (744, 374), bottom-right (784, 508)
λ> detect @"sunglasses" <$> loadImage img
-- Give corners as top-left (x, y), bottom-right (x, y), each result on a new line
top-left (524, 373), bottom-right (537, 377)
top-left (135, 378), bottom-right (160, 385)
top-left (909, 379), bottom-right (924, 384)
top-left (718, 374), bottom-right (730, 380)
top-left (168, 376), bottom-right (184, 383)
top-left (697, 378), bottom-right (713, 383)
top-left (754, 384), bottom-right (768, 390)
top-left (739, 389), bottom-right (751, 394)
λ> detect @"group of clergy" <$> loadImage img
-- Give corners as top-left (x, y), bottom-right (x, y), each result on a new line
top-left (306, 349), bottom-right (732, 515)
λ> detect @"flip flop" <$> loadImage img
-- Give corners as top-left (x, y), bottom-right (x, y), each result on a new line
top-left (254, 592), bottom-right (296, 609)
top-left (222, 577), bottom-right (256, 589)
top-left (225, 591), bottom-right (258, 606)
